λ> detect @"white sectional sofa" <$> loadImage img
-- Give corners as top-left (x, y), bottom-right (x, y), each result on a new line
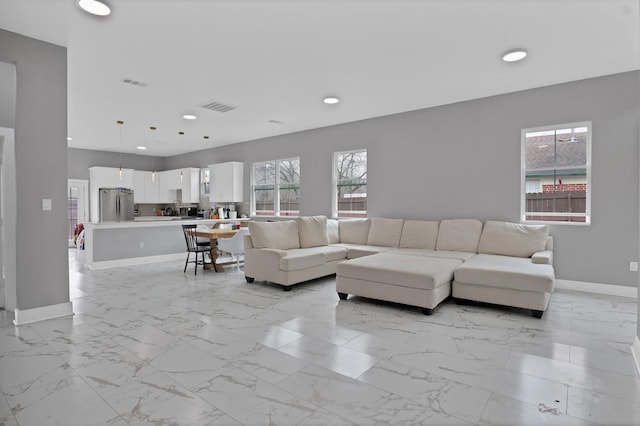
top-left (245, 216), bottom-right (555, 318)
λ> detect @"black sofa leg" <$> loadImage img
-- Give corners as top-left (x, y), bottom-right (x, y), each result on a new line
top-left (283, 286), bottom-right (292, 292)
top-left (337, 292), bottom-right (348, 300)
top-left (531, 310), bottom-right (544, 319)
top-left (245, 276), bottom-right (255, 283)
top-left (422, 307), bottom-right (433, 315)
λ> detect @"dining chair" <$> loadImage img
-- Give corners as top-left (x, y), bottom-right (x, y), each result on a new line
top-left (216, 228), bottom-right (250, 270)
top-left (181, 224), bottom-right (212, 275)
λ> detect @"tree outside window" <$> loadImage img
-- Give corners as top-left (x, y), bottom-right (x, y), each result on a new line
top-left (252, 158), bottom-right (300, 216)
top-left (334, 150), bottom-right (367, 218)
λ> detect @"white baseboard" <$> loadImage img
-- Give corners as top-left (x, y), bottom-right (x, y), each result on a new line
top-left (632, 336), bottom-right (640, 377)
top-left (14, 301), bottom-right (74, 325)
top-left (555, 279), bottom-right (637, 299)
top-left (86, 253), bottom-right (184, 270)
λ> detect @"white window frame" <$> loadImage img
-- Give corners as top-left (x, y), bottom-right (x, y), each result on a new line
top-left (251, 157), bottom-right (300, 217)
top-left (332, 149), bottom-right (367, 218)
top-left (520, 121), bottom-right (591, 225)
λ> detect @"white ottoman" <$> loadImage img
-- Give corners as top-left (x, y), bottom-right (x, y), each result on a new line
top-left (336, 252), bottom-right (461, 315)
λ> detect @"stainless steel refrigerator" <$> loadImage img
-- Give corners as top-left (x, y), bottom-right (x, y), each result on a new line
top-left (99, 188), bottom-right (135, 222)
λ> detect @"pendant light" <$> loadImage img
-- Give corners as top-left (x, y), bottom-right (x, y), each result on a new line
top-left (179, 131), bottom-right (184, 184)
top-left (117, 120), bottom-right (124, 179)
top-left (149, 126), bottom-right (157, 182)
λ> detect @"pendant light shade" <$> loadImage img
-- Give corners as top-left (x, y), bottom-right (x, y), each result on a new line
top-left (117, 120), bottom-right (124, 179)
top-left (149, 126), bottom-right (157, 182)
top-left (179, 131), bottom-right (184, 184)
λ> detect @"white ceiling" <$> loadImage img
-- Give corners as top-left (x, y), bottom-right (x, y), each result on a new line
top-left (0, 0), bottom-right (638, 157)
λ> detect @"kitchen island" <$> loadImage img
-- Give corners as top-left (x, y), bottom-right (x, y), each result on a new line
top-left (83, 218), bottom-right (246, 270)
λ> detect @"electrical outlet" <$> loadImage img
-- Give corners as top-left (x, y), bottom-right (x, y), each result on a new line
top-left (139, 241), bottom-right (144, 249)
top-left (630, 261), bottom-right (638, 272)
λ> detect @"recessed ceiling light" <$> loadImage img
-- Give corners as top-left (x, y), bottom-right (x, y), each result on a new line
top-left (323, 96), bottom-right (340, 104)
top-left (136, 146), bottom-right (147, 150)
top-left (77, 0), bottom-right (111, 16)
top-left (502, 49), bottom-right (527, 62)
top-left (182, 114), bottom-right (197, 120)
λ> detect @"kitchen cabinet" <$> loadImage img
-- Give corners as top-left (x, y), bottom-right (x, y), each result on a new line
top-left (133, 171), bottom-right (145, 203)
top-left (157, 168), bottom-right (200, 204)
top-left (145, 172), bottom-right (160, 202)
top-left (210, 162), bottom-right (243, 202)
top-left (181, 168), bottom-right (200, 204)
top-left (133, 170), bottom-right (159, 203)
top-left (157, 171), bottom-right (173, 203)
top-left (200, 168), bottom-right (210, 197)
top-left (89, 166), bottom-right (134, 222)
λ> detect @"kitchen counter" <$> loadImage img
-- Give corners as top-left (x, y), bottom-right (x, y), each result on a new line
top-left (83, 218), bottom-right (249, 269)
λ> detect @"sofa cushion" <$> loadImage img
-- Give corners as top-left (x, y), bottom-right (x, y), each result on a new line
top-left (248, 220), bottom-right (300, 250)
top-left (285, 246), bottom-right (347, 263)
top-left (389, 248), bottom-right (476, 261)
top-left (477, 221), bottom-right (549, 258)
top-left (339, 219), bottom-right (371, 244)
top-left (454, 254), bottom-right (555, 293)
top-left (279, 251), bottom-right (325, 271)
top-left (435, 219), bottom-right (483, 253)
top-left (331, 243), bottom-right (391, 259)
top-left (298, 215), bottom-right (329, 248)
top-left (367, 217), bottom-right (404, 247)
top-left (327, 219), bottom-right (340, 244)
top-left (399, 220), bottom-right (439, 249)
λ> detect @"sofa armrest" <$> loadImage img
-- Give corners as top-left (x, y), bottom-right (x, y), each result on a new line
top-left (244, 246), bottom-right (288, 282)
top-left (244, 234), bottom-right (254, 249)
top-left (532, 250), bottom-right (553, 265)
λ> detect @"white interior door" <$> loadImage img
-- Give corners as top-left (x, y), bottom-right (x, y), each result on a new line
top-left (68, 179), bottom-right (89, 247)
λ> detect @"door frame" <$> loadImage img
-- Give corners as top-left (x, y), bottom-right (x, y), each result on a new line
top-left (68, 179), bottom-right (89, 246)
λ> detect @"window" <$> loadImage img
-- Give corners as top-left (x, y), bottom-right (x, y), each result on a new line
top-left (252, 158), bottom-right (300, 216)
top-left (521, 122), bottom-right (591, 224)
top-left (333, 150), bottom-right (367, 218)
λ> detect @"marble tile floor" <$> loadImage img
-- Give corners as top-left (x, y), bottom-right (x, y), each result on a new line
top-left (0, 249), bottom-right (639, 425)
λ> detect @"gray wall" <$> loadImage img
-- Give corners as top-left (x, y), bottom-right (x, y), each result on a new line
top-left (68, 147), bottom-right (168, 180)
top-left (169, 71), bottom-right (640, 288)
top-left (0, 29), bottom-right (69, 310)
top-left (0, 61), bottom-right (15, 128)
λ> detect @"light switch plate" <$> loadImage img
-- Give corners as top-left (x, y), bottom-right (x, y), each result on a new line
top-left (630, 261), bottom-right (638, 272)
top-left (42, 198), bottom-right (52, 211)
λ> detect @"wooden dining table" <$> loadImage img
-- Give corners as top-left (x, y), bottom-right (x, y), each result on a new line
top-left (189, 227), bottom-right (239, 272)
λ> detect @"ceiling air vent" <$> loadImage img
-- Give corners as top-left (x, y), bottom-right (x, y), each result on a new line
top-left (198, 100), bottom-right (237, 113)
top-left (121, 78), bottom-right (148, 87)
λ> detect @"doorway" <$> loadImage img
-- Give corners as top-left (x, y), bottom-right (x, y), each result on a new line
top-left (68, 179), bottom-right (88, 248)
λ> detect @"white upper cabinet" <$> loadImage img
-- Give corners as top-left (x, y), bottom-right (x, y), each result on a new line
top-left (181, 168), bottom-right (200, 204)
top-left (133, 170), bottom-right (159, 203)
top-left (133, 171), bottom-right (146, 203)
top-left (157, 168), bottom-right (199, 204)
top-left (145, 172), bottom-right (160, 202)
top-left (210, 162), bottom-right (243, 202)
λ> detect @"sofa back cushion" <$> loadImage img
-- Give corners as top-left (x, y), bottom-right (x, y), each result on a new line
top-left (248, 220), bottom-right (300, 250)
top-left (399, 220), bottom-right (440, 249)
top-left (367, 217), bottom-right (404, 247)
top-left (339, 219), bottom-right (371, 244)
top-left (435, 219), bottom-right (483, 253)
top-left (297, 215), bottom-right (329, 248)
top-left (327, 219), bottom-right (340, 244)
top-left (478, 221), bottom-right (549, 258)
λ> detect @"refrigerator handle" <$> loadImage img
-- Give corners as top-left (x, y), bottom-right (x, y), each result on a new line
top-left (116, 195), bottom-right (120, 222)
